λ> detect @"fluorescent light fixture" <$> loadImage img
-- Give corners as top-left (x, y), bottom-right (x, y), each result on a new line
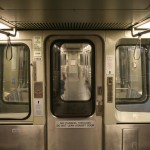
top-left (0, 22), bottom-right (11, 29)
top-left (132, 17), bottom-right (150, 37)
top-left (0, 18), bottom-right (16, 37)
top-left (137, 21), bottom-right (150, 29)
top-left (0, 18), bottom-right (14, 30)
top-left (134, 17), bottom-right (150, 29)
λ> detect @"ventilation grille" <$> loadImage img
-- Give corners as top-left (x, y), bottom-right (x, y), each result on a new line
top-left (16, 22), bottom-right (131, 30)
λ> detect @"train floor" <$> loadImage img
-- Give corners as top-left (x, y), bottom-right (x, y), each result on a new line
top-left (62, 75), bottom-right (91, 101)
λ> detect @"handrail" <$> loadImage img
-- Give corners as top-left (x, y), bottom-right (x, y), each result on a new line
top-left (0, 27), bottom-right (16, 37)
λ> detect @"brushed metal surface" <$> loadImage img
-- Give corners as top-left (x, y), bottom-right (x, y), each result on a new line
top-left (123, 129), bottom-right (138, 150)
top-left (0, 125), bottom-right (45, 150)
top-left (105, 124), bottom-right (150, 150)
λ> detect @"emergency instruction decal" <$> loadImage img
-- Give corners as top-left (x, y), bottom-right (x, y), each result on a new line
top-left (33, 36), bottom-right (42, 61)
top-left (55, 120), bottom-right (95, 128)
top-left (33, 36), bottom-right (42, 49)
top-left (106, 55), bottom-right (114, 75)
top-left (34, 99), bottom-right (44, 116)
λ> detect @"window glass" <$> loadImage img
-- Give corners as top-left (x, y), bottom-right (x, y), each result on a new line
top-left (59, 43), bottom-right (92, 101)
top-left (116, 45), bottom-right (146, 104)
top-left (0, 44), bottom-right (30, 119)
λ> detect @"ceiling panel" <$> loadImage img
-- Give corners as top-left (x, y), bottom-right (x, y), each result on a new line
top-left (0, 0), bottom-right (149, 10)
top-left (0, 0), bottom-right (149, 30)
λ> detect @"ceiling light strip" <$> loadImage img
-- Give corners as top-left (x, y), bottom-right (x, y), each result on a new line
top-left (131, 27), bottom-right (150, 37)
top-left (131, 17), bottom-right (150, 37)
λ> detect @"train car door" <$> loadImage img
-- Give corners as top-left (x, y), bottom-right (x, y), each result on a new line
top-left (45, 35), bottom-right (103, 150)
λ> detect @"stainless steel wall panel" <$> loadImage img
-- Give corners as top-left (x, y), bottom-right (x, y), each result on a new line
top-left (105, 124), bottom-right (150, 150)
top-left (123, 129), bottom-right (138, 150)
top-left (0, 125), bottom-right (45, 150)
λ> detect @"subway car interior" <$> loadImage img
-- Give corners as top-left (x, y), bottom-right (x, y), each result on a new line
top-left (0, 0), bottom-right (150, 150)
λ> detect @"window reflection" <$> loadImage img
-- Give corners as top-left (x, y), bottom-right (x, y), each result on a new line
top-left (3, 46), bottom-right (29, 103)
top-left (0, 44), bottom-right (30, 119)
top-left (116, 45), bottom-right (146, 104)
top-left (60, 43), bottom-right (92, 101)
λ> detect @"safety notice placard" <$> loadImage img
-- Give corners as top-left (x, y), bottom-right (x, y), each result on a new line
top-left (106, 55), bottom-right (114, 75)
top-left (33, 36), bottom-right (42, 49)
top-left (55, 120), bottom-right (95, 128)
top-left (34, 99), bottom-right (44, 116)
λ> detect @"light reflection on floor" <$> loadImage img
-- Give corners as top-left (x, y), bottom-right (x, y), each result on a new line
top-left (61, 74), bottom-right (91, 101)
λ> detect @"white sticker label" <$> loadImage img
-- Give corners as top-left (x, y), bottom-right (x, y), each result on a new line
top-left (33, 36), bottom-right (42, 49)
top-left (55, 120), bottom-right (95, 128)
top-left (34, 51), bottom-right (42, 57)
top-left (34, 99), bottom-right (44, 116)
top-left (106, 55), bottom-right (114, 75)
top-left (33, 51), bottom-right (42, 61)
top-left (34, 57), bottom-right (42, 61)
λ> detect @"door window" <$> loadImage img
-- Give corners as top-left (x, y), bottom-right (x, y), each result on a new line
top-left (60, 43), bottom-right (92, 101)
top-left (50, 40), bottom-right (95, 117)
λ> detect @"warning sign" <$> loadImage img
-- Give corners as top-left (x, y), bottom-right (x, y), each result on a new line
top-left (34, 99), bottom-right (44, 116)
top-left (106, 55), bottom-right (114, 75)
top-left (55, 120), bottom-right (95, 128)
top-left (33, 36), bottom-right (42, 49)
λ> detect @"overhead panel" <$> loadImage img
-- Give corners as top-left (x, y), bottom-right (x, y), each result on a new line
top-left (0, 0), bottom-right (149, 30)
top-left (14, 22), bottom-right (131, 30)
top-left (0, 9), bottom-right (134, 30)
top-left (0, 0), bottom-right (149, 10)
